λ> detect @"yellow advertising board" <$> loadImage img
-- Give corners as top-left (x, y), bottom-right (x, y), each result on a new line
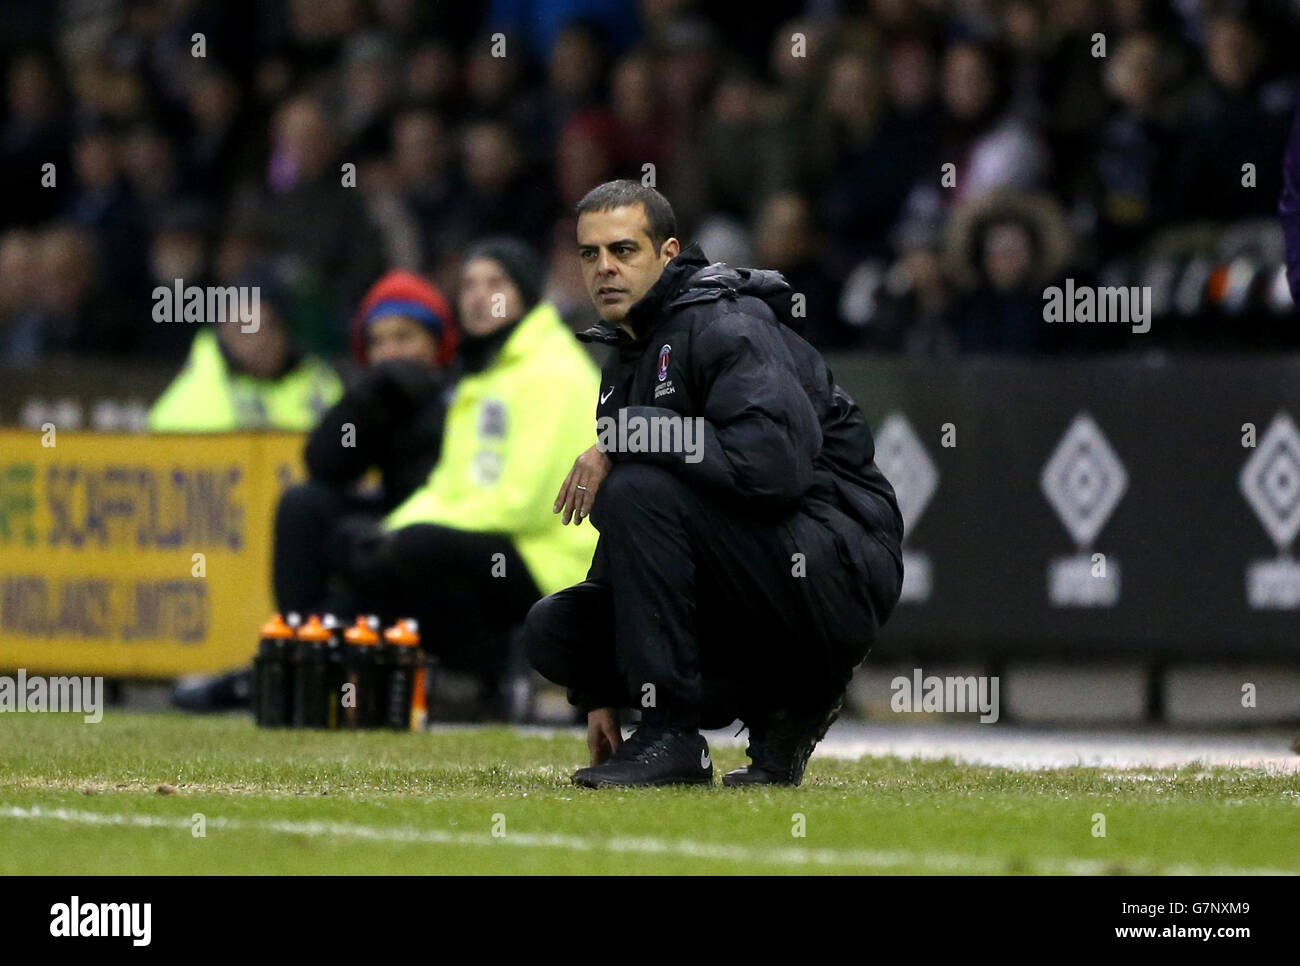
top-left (0, 431), bottom-right (305, 677)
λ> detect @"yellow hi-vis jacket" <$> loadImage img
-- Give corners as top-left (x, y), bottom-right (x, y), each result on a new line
top-left (382, 301), bottom-right (600, 596)
top-left (148, 328), bottom-right (342, 432)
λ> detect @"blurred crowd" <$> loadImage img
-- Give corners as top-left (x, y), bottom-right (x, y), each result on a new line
top-left (1, 0), bottom-right (1297, 366)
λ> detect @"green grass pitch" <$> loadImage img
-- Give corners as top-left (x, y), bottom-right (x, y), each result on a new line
top-left (1, 712), bottom-right (1296, 875)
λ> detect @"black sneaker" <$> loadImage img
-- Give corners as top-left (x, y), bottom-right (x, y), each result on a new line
top-left (572, 725), bottom-right (713, 788)
top-left (171, 668), bottom-right (252, 712)
top-left (722, 696), bottom-right (843, 787)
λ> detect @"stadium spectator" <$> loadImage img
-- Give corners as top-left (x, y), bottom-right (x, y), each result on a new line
top-left (608, 50), bottom-right (673, 175)
top-left (444, 118), bottom-right (556, 254)
top-left (0, 229), bottom-right (40, 361)
top-left (815, 47), bottom-right (906, 263)
top-left (758, 15), bottom-right (831, 201)
top-left (943, 190), bottom-right (1073, 355)
top-left (67, 123), bottom-right (148, 296)
top-left (0, 0), bottom-right (1297, 366)
top-left (488, 0), bottom-right (638, 65)
top-left (555, 108), bottom-right (621, 212)
top-left (1283, 100), bottom-right (1300, 302)
top-left (752, 191), bottom-right (846, 347)
top-left (1176, 14), bottom-right (1295, 224)
top-left (933, 40), bottom-right (1047, 203)
top-left (860, 216), bottom-right (960, 356)
top-left (3, 223), bottom-right (137, 359)
top-left (182, 67), bottom-right (249, 201)
top-left (143, 203), bottom-right (214, 360)
top-left (1, 52), bottom-right (67, 228)
top-left (147, 267), bottom-right (342, 432)
top-left (1093, 31), bottom-right (1181, 259)
top-left (337, 34), bottom-right (400, 161)
top-left (118, 121), bottom-right (187, 229)
top-left (697, 69), bottom-right (769, 221)
top-left (256, 93), bottom-right (385, 356)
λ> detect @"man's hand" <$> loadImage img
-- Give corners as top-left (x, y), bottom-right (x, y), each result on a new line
top-left (587, 707), bottom-right (622, 766)
top-left (554, 444), bottom-right (611, 525)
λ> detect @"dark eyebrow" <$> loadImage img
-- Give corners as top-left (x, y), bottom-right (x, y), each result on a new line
top-left (578, 238), bottom-right (640, 250)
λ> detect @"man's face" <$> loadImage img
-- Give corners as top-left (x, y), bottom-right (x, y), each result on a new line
top-left (577, 205), bottom-right (679, 325)
top-left (983, 222), bottom-right (1034, 292)
top-left (218, 304), bottom-right (288, 379)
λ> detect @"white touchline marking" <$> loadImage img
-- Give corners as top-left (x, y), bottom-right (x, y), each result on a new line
top-left (0, 805), bottom-right (1293, 875)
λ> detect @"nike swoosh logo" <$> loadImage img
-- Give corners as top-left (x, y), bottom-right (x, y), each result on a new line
top-left (700, 750), bottom-right (711, 769)
top-left (600, 386), bottom-right (615, 404)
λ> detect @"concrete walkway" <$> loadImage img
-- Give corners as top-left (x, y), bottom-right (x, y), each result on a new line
top-left (701, 720), bottom-right (1300, 773)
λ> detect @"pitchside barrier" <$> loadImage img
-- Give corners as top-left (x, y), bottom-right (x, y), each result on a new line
top-left (2, 353), bottom-right (1300, 677)
top-left (0, 431), bottom-right (303, 677)
top-left (829, 353), bottom-right (1300, 661)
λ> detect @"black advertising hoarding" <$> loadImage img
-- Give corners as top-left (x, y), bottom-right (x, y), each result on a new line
top-left (831, 355), bottom-right (1300, 660)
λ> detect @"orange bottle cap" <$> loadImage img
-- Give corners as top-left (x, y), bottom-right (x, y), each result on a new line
top-left (297, 614), bottom-right (332, 642)
top-left (383, 618), bottom-right (421, 647)
top-left (344, 615), bottom-right (379, 646)
top-left (259, 614), bottom-right (294, 639)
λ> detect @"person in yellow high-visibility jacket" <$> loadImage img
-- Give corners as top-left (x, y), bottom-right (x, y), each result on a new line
top-left (148, 269), bottom-right (342, 432)
top-left (341, 238), bottom-right (601, 715)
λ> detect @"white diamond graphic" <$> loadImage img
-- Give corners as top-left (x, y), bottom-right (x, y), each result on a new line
top-left (1239, 411), bottom-right (1300, 550)
top-left (1041, 413), bottom-right (1127, 548)
top-left (875, 412), bottom-right (937, 536)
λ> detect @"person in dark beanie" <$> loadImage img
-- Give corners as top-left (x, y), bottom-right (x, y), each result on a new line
top-left (452, 236), bottom-right (545, 370)
top-left (523, 181), bottom-right (904, 787)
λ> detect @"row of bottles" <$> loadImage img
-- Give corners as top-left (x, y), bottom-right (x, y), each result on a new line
top-left (252, 613), bottom-right (431, 731)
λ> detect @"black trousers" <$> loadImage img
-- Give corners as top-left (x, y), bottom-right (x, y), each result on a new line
top-left (522, 462), bottom-right (892, 729)
top-left (273, 480), bottom-right (385, 619)
top-left (273, 480), bottom-right (541, 682)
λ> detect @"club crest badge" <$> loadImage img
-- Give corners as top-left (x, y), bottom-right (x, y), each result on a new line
top-left (479, 400), bottom-right (507, 439)
top-left (657, 344), bottom-right (671, 382)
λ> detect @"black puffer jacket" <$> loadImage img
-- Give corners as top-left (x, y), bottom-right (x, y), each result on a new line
top-left (579, 242), bottom-right (904, 621)
top-left (304, 359), bottom-right (449, 512)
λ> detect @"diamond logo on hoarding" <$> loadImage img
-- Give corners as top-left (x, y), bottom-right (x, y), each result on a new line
top-left (1240, 412), bottom-right (1300, 609)
top-left (875, 412), bottom-right (936, 603)
top-left (1041, 414), bottom-right (1126, 608)
top-left (1041, 413), bottom-right (1127, 549)
top-left (875, 413), bottom-right (937, 535)
top-left (1239, 412), bottom-right (1300, 550)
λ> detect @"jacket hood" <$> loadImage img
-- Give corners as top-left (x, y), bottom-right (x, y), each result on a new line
top-left (671, 260), bottom-right (803, 333)
top-left (577, 242), bottom-right (803, 346)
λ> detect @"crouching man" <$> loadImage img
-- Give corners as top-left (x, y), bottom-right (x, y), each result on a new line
top-left (523, 181), bottom-right (904, 787)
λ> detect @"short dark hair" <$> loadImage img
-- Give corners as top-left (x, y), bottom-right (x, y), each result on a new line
top-left (575, 180), bottom-right (677, 252)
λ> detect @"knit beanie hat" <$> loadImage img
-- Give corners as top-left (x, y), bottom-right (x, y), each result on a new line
top-left (350, 269), bottom-right (457, 367)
